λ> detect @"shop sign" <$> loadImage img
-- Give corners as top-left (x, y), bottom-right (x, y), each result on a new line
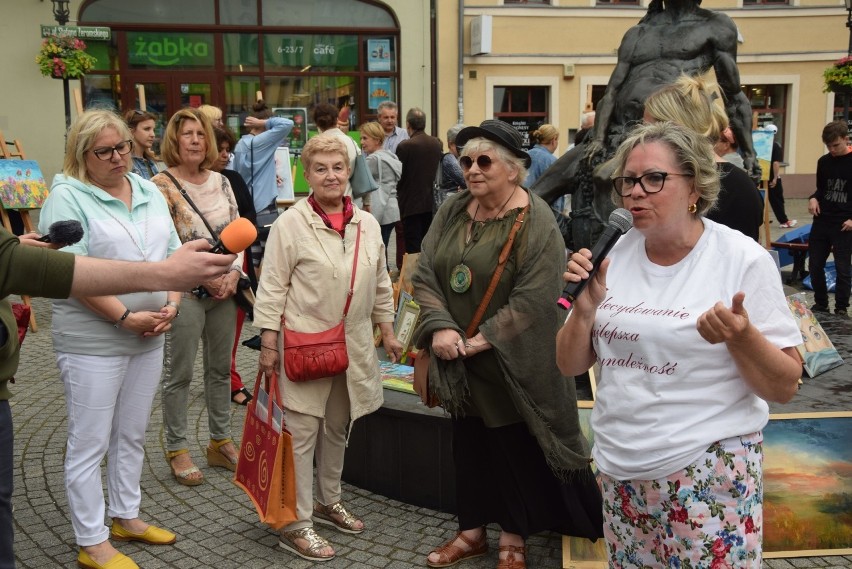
top-left (128, 32), bottom-right (214, 67)
top-left (504, 118), bottom-right (543, 150)
top-left (41, 25), bottom-right (111, 41)
top-left (264, 34), bottom-right (357, 69)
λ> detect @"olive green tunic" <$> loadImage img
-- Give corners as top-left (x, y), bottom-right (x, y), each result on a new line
top-left (431, 206), bottom-right (526, 426)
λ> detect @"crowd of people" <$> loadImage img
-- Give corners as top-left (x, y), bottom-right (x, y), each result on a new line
top-left (4, 70), bottom-right (851, 569)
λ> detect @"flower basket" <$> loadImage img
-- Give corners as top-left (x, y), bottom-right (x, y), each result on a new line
top-left (823, 56), bottom-right (852, 94)
top-left (35, 35), bottom-right (97, 80)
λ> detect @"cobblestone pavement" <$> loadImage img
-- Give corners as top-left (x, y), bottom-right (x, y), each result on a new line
top-left (8, 199), bottom-right (852, 568)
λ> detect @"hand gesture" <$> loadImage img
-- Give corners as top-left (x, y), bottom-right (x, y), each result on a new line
top-left (696, 292), bottom-right (750, 345)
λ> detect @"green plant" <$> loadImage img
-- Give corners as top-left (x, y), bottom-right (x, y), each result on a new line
top-left (823, 55), bottom-right (852, 93)
top-left (35, 35), bottom-right (97, 79)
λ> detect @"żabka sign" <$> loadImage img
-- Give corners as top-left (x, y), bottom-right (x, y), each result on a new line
top-left (128, 32), bottom-right (214, 67)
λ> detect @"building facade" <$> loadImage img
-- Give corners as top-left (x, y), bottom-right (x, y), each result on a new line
top-left (1, 0), bottom-right (849, 196)
top-left (434, 0), bottom-right (850, 196)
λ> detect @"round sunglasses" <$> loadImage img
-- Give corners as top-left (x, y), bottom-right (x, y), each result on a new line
top-left (459, 155), bottom-right (494, 172)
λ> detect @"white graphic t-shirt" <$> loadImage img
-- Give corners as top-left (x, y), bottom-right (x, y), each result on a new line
top-left (590, 218), bottom-right (801, 480)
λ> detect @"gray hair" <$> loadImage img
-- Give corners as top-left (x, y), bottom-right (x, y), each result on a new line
top-left (377, 101), bottom-right (398, 113)
top-left (461, 138), bottom-right (528, 186)
top-left (447, 123), bottom-right (466, 145)
top-left (610, 121), bottom-right (720, 215)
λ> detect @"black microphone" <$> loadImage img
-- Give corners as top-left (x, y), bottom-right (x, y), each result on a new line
top-left (557, 208), bottom-right (632, 310)
top-left (36, 220), bottom-right (84, 247)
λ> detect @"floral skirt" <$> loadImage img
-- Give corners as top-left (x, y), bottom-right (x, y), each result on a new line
top-left (599, 432), bottom-right (763, 569)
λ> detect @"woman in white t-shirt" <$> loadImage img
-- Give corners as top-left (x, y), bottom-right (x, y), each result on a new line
top-left (557, 121), bottom-right (802, 568)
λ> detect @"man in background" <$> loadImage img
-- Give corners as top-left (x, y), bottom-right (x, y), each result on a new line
top-left (396, 108), bottom-right (442, 254)
top-left (809, 120), bottom-right (852, 318)
top-left (377, 101), bottom-right (409, 269)
top-left (378, 101), bottom-right (408, 155)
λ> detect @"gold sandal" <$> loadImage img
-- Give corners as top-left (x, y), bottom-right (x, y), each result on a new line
top-left (278, 527), bottom-right (335, 562)
top-left (206, 438), bottom-right (238, 472)
top-left (312, 501), bottom-right (364, 534)
top-left (165, 449), bottom-right (203, 486)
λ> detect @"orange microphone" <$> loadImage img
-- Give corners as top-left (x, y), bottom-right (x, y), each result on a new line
top-left (210, 217), bottom-right (258, 254)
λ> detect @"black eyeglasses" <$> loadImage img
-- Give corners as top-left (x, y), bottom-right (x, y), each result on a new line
top-left (612, 171), bottom-right (693, 197)
top-left (89, 140), bottom-right (134, 161)
top-left (459, 155), bottom-right (493, 172)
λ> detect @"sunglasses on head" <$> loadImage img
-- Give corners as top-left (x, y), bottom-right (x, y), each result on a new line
top-left (459, 155), bottom-right (493, 172)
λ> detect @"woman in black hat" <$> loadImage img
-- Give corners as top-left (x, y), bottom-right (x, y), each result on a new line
top-left (412, 120), bottom-right (603, 569)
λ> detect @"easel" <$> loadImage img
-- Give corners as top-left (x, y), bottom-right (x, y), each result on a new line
top-left (0, 130), bottom-right (39, 331)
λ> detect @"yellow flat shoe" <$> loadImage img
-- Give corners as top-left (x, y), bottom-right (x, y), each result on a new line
top-left (111, 522), bottom-right (176, 545)
top-left (77, 550), bottom-right (139, 569)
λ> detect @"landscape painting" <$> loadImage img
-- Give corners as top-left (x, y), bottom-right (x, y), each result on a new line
top-left (763, 412), bottom-right (852, 557)
top-left (0, 160), bottom-right (48, 209)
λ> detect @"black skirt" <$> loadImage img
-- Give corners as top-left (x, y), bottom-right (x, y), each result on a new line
top-left (452, 416), bottom-right (603, 540)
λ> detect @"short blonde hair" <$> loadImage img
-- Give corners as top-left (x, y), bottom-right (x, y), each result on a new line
top-left (301, 136), bottom-right (351, 170)
top-left (461, 138), bottom-right (528, 185)
top-left (611, 121), bottom-right (720, 216)
top-left (197, 104), bottom-right (223, 124)
top-left (159, 108), bottom-right (218, 169)
top-left (360, 121), bottom-right (386, 144)
top-left (64, 109), bottom-right (132, 185)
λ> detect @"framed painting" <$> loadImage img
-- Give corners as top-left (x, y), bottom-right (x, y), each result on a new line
top-left (763, 411), bottom-right (852, 557)
top-left (0, 160), bottom-right (49, 209)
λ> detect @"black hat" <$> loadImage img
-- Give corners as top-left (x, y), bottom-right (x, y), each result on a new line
top-left (455, 120), bottom-right (531, 168)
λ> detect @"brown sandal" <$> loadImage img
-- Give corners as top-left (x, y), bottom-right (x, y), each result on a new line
top-left (497, 544), bottom-right (526, 569)
top-left (165, 449), bottom-right (203, 486)
top-left (426, 529), bottom-right (487, 568)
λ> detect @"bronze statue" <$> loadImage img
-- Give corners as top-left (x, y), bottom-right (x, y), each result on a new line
top-left (531, 0), bottom-right (758, 250)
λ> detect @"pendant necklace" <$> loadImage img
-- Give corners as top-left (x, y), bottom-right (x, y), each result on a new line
top-left (450, 186), bottom-right (517, 294)
top-left (93, 193), bottom-right (150, 261)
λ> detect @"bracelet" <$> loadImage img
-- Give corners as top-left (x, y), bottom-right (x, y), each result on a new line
top-left (164, 301), bottom-right (180, 319)
top-left (114, 308), bottom-right (131, 328)
top-left (261, 345), bottom-right (278, 351)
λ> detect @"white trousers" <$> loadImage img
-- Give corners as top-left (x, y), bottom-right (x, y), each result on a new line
top-left (283, 374), bottom-right (351, 531)
top-left (56, 348), bottom-right (163, 546)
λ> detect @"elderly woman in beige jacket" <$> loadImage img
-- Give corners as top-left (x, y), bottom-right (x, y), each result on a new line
top-left (254, 135), bottom-right (403, 563)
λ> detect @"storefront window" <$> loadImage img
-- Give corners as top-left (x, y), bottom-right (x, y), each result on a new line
top-left (127, 32), bottom-right (215, 70)
top-left (83, 75), bottom-right (120, 110)
top-left (262, 34), bottom-right (359, 72)
top-left (86, 38), bottom-right (119, 72)
top-left (219, 0), bottom-right (258, 25)
top-left (80, 0), bottom-right (214, 24)
top-left (743, 83), bottom-right (788, 147)
top-left (223, 34), bottom-right (260, 72)
top-left (494, 86), bottom-right (550, 149)
top-left (262, 0), bottom-right (395, 27)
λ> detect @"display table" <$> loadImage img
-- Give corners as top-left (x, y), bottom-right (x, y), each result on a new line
top-left (342, 389), bottom-right (457, 513)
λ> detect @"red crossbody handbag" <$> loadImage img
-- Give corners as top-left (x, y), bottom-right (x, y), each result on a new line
top-left (282, 222), bottom-right (361, 382)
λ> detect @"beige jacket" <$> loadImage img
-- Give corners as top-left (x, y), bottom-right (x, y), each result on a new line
top-left (254, 198), bottom-right (394, 422)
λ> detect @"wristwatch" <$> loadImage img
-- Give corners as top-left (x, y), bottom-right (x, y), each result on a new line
top-left (165, 301), bottom-right (180, 319)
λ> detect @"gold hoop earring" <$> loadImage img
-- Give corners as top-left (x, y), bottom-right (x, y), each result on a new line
top-left (688, 203), bottom-right (698, 214)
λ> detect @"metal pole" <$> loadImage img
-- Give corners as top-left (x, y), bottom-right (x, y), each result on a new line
top-left (63, 77), bottom-right (71, 133)
top-left (847, 9), bottom-right (852, 56)
top-left (848, 10), bottom-right (852, 127)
